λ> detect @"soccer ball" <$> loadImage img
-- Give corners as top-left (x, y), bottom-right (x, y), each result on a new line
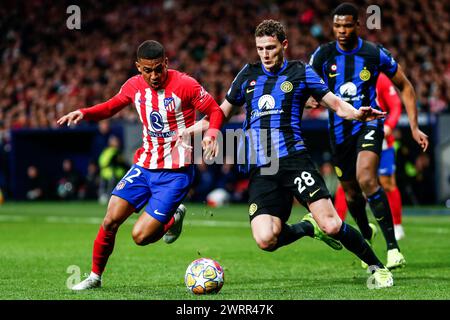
top-left (184, 258), bottom-right (224, 294)
top-left (206, 188), bottom-right (230, 208)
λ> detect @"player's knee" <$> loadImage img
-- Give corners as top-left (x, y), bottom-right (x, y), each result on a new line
top-left (132, 229), bottom-right (150, 246)
top-left (254, 234), bottom-right (277, 251)
top-left (320, 219), bottom-right (341, 236)
top-left (102, 217), bottom-right (121, 232)
top-left (256, 239), bottom-right (277, 251)
top-left (357, 175), bottom-right (378, 194)
top-left (132, 235), bottom-right (149, 246)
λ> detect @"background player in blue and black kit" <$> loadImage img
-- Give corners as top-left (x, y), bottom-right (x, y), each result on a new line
top-left (308, 3), bottom-right (429, 270)
top-left (193, 19), bottom-right (394, 288)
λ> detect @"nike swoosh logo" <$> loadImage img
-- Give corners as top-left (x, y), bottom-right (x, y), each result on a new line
top-left (328, 73), bottom-right (340, 78)
top-left (309, 188), bottom-right (321, 198)
top-left (246, 88), bottom-right (256, 93)
top-left (154, 209), bottom-right (165, 216)
top-left (362, 143), bottom-right (375, 148)
top-left (375, 216), bottom-right (384, 221)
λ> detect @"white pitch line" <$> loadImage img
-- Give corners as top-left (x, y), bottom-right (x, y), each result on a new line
top-left (0, 214), bottom-right (249, 228)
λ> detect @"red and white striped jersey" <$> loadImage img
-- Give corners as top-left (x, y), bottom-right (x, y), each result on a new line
top-left (376, 73), bottom-right (402, 150)
top-left (80, 69), bottom-right (222, 169)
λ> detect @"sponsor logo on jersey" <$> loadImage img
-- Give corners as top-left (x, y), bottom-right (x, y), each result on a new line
top-left (338, 82), bottom-right (365, 102)
top-left (148, 130), bottom-right (176, 138)
top-left (252, 94), bottom-right (283, 118)
top-left (309, 188), bottom-right (321, 198)
top-left (280, 81), bottom-right (293, 93)
top-left (258, 94), bottom-right (275, 110)
top-left (150, 111), bottom-right (164, 132)
top-left (339, 82), bottom-right (357, 97)
top-left (153, 209), bottom-right (165, 216)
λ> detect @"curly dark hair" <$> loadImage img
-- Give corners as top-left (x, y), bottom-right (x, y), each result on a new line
top-left (255, 19), bottom-right (287, 42)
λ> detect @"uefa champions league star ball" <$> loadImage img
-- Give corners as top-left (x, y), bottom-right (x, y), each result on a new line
top-left (184, 258), bottom-right (224, 294)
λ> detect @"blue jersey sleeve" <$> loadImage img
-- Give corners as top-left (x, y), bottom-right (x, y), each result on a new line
top-left (225, 64), bottom-right (249, 106)
top-left (309, 46), bottom-right (324, 76)
top-left (378, 45), bottom-right (398, 78)
top-left (305, 64), bottom-right (330, 101)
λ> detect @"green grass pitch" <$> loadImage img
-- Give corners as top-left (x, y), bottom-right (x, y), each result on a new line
top-left (0, 201), bottom-right (449, 300)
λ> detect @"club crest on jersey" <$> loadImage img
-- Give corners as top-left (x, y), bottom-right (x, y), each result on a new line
top-left (359, 67), bottom-right (371, 81)
top-left (116, 181), bottom-right (126, 190)
top-left (257, 94), bottom-right (275, 110)
top-left (249, 203), bottom-right (258, 216)
top-left (249, 80), bottom-right (256, 86)
top-left (280, 81), bottom-right (293, 93)
top-left (331, 64), bottom-right (337, 71)
top-left (163, 97), bottom-right (176, 112)
top-left (150, 111), bottom-right (164, 132)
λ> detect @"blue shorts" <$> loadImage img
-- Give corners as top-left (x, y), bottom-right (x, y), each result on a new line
top-left (111, 164), bottom-right (195, 223)
top-left (378, 147), bottom-right (396, 176)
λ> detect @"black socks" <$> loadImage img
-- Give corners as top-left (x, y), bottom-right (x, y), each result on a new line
top-left (347, 195), bottom-right (373, 240)
top-left (273, 221), bottom-right (314, 250)
top-left (333, 222), bottom-right (384, 269)
top-left (367, 188), bottom-right (399, 250)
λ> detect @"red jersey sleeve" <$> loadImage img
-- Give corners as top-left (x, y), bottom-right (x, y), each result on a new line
top-left (377, 73), bottom-right (402, 130)
top-left (183, 76), bottom-right (224, 138)
top-left (79, 78), bottom-right (134, 121)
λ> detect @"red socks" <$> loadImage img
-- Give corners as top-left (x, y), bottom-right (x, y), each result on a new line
top-left (92, 216), bottom-right (177, 275)
top-left (92, 226), bottom-right (117, 276)
top-left (164, 216), bottom-right (175, 233)
top-left (334, 185), bottom-right (403, 225)
top-left (386, 187), bottom-right (402, 225)
top-left (334, 185), bottom-right (348, 221)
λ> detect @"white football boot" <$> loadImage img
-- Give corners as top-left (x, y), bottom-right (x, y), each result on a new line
top-left (163, 204), bottom-right (187, 244)
top-left (71, 272), bottom-right (101, 291)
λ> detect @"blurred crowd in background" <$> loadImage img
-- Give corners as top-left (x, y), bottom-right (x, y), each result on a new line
top-left (0, 0), bottom-right (447, 205)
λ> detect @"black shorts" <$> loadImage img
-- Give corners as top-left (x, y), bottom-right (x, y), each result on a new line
top-left (331, 126), bottom-right (383, 181)
top-left (247, 151), bottom-right (330, 223)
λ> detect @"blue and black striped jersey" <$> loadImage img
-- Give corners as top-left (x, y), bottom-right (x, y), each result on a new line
top-left (309, 37), bottom-right (398, 145)
top-left (226, 60), bottom-right (329, 172)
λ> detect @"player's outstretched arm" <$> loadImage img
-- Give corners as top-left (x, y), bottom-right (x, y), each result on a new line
top-left (57, 110), bottom-right (84, 127)
top-left (179, 100), bottom-right (235, 160)
top-left (320, 92), bottom-right (386, 122)
top-left (390, 65), bottom-right (429, 152)
top-left (57, 91), bottom-right (131, 127)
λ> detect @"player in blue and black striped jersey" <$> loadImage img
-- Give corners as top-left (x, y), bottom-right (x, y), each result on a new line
top-left (308, 3), bottom-right (429, 270)
top-left (190, 19), bottom-right (394, 288)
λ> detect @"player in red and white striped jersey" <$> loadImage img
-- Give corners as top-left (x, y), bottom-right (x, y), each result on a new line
top-left (57, 40), bottom-right (224, 290)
